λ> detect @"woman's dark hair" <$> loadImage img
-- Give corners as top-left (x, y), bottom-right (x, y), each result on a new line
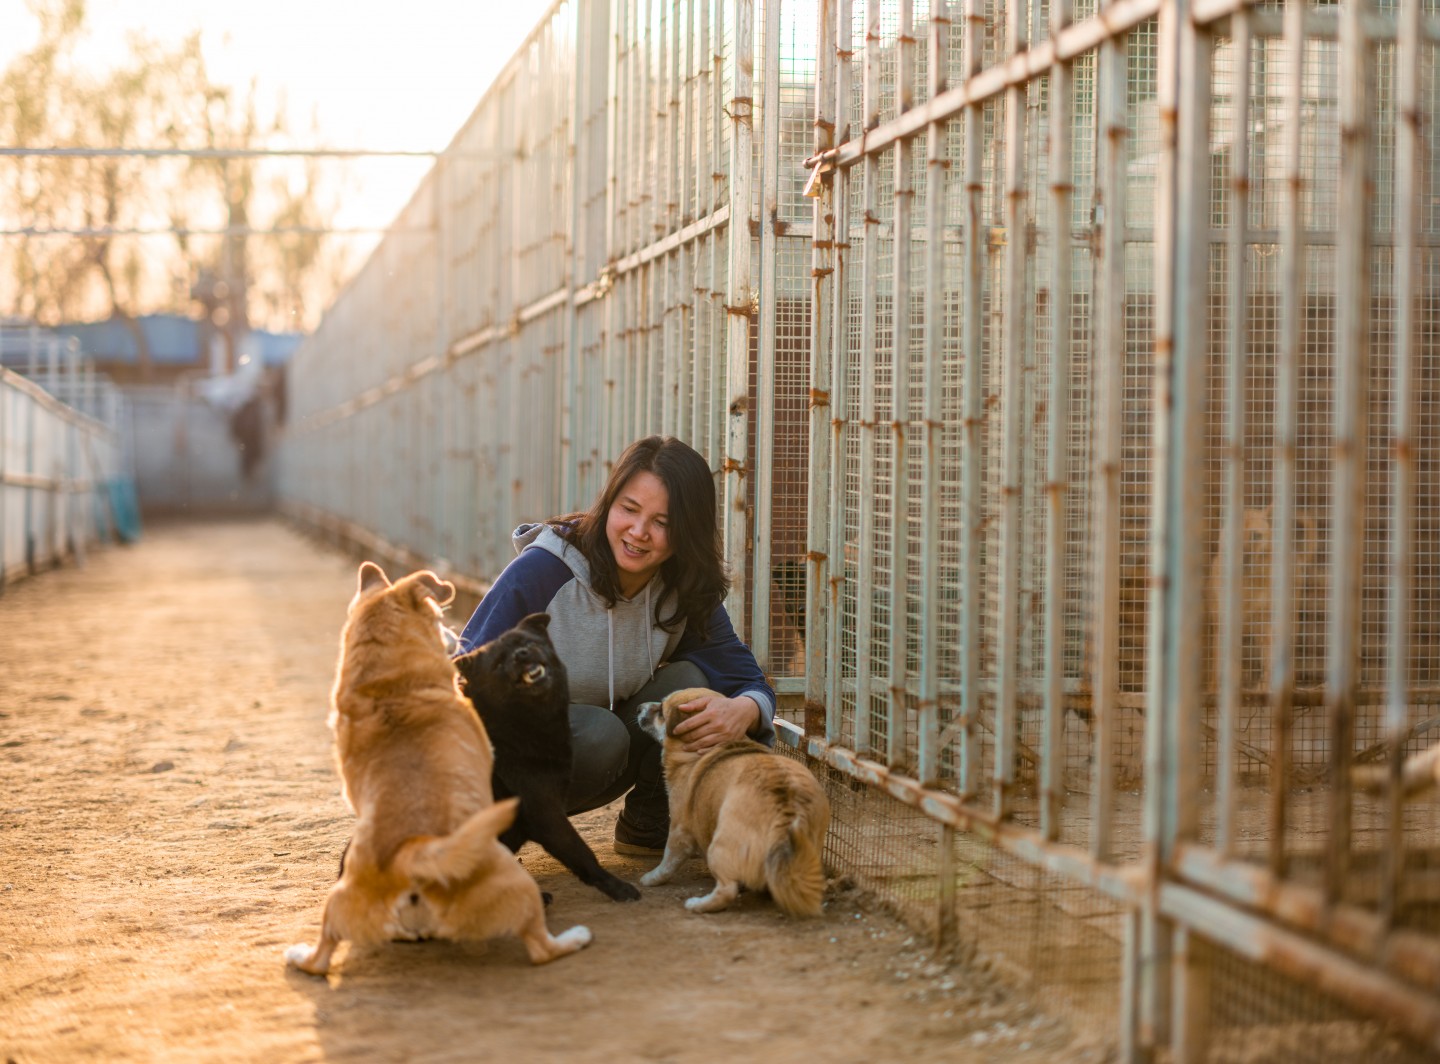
top-left (552, 435), bottom-right (729, 637)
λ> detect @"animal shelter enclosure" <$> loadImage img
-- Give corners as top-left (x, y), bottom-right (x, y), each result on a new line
top-left (276, 0), bottom-right (1440, 1058)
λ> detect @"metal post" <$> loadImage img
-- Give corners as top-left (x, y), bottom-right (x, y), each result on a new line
top-left (1383, 0), bottom-right (1423, 930)
top-left (917, 0), bottom-right (950, 786)
top-left (1169, 10), bottom-right (1214, 1057)
top-left (959, 0), bottom-right (984, 798)
top-left (1043, 0), bottom-right (1074, 841)
top-left (994, 0), bottom-right (1030, 818)
top-left (1141, 0), bottom-right (1185, 1050)
top-left (807, 0), bottom-right (837, 737)
top-left (563, 0), bottom-right (592, 510)
top-left (1216, 7), bottom-right (1252, 860)
top-left (433, 154), bottom-right (451, 564)
top-left (1270, 0), bottom-right (1306, 881)
top-left (1091, 0), bottom-right (1128, 865)
top-left (722, 0), bottom-right (755, 636)
top-left (753, 0), bottom-right (783, 670)
top-left (1327, 0), bottom-right (1373, 904)
top-left (888, 0), bottom-right (915, 770)
top-left (603, 0), bottom-right (625, 475)
top-left (677, 0), bottom-right (698, 444)
top-left (854, 0), bottom-right (882, 759)
top-left (826, 0), bottom-right (853, 748)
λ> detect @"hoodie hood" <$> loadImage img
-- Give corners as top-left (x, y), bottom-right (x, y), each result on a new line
top-left (511, 523), bottom-right (684, 709)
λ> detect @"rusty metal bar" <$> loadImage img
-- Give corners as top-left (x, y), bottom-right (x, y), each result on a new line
top-left (806, 0), bottom-right (837, 736)
top-left (1173, 0), bottom-right (1211, 856)
top-left (1042, 0), bottom-right (1075, 842)
top-left (888, 0), bottom-right (915, 770)
top-left (1174, 843), bottom-right (1440, 991)
top-left (1383, 0), bottom-right (1424, 931)
top-left (1326, 0), bottom-right (1372, 906)
top-left (807, 0), bottom-right (1162, 172)
top-left (722, 0), bottom-right (755, 636)
top-left (958, 0), bottom-right (985, 799)
top-left (854, 0), bottom-right (882, 759)
top-left (753, 0), bottom-right (782, 669)
top-left (1194, 0), bottom-right (1440, 43)
top-left (1214, 7), bottom-right (1252, 861)
top-left (917, 0), bottom-right (951, 785)
top-left (1160, 883), bottom-right (1440, 1053)
top-left (994, 0), bottom-right (1030, 819)
top-left (1140, 0), bottom-right (1185, 1049)
top-left (826, 0), bottom-right (853, 748)
top-left (1169, 11), bottom-right (1216, 1057)
top-left (561, 0), bottom-right (590, 509)
top-left (1269, 0), bottom-right (1306, 882)
top-left (1091, 2), bottom-right (1128, 864)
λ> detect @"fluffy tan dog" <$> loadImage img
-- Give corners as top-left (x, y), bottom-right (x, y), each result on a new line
top-left (285, 562), bottom-right (592, 975)
top-left (637, 687), bottom-right (830, 916)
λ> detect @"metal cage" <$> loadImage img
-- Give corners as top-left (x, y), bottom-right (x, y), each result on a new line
top-left (278, 0), bottom-right (1440, 1057)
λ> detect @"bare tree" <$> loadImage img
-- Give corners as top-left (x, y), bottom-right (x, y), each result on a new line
top-left (0, 0), bottom-right (350, 375)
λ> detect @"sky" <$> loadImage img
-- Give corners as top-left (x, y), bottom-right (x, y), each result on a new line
top-left (0, 0), bottom-right (548, 241)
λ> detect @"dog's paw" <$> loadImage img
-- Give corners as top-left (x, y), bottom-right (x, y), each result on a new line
top-left (284, 943), bottom-right (325, 973)
top-left (556, 924), bottom-right (593, 949)
top-left (639, 869), bottom-right (667, 887)
top-left (601, 876), bottom-right (642, 902)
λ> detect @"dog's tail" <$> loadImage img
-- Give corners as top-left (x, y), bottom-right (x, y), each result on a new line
top-left (395, 797), bottom-right (520, 887)
top-left (763, 805), bottom-right (827, 917)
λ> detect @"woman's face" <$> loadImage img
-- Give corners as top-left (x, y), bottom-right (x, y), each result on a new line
top-left (605, 470), bottom-right (674, 596)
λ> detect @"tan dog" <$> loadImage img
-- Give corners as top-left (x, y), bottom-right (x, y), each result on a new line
top-left (285, 562), bottom-right (592, 975)
top-left (636, 687), bottom-right (830, 916)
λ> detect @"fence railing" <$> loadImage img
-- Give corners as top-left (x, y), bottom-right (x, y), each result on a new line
top-left (278, 0), bottom-right (1440, 1057)
top-left (0, 329), bottom-right (132, 584)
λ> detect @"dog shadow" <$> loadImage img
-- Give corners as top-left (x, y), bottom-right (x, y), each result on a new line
top-left (283, 936), bottom-right (553, 1055)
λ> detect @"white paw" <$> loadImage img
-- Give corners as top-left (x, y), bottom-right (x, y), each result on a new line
top-left (684, 896), bottom-right (710, 912)
top-left (557, 924), bottom-right (593, 949)
top-left (639, 869), bottom-right (665, 887)
top-left (284, 944), bottom-right (315, 967)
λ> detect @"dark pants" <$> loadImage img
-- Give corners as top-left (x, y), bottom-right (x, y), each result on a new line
top-left (564, 660), bottom-right (706, 828)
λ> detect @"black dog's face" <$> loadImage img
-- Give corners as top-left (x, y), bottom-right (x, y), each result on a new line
top-left (455, 613), bottom-right (568, 709)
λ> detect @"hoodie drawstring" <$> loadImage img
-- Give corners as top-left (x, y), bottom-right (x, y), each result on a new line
top-left (607, 583), bottom-right (656, 715)
top-left (644, 582), bottom-right (654, 675)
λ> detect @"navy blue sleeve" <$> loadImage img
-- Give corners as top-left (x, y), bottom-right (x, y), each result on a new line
top-left (672, 604), bottom-right (777, 747)
top-left (456, 549), bottom-right (573, 654)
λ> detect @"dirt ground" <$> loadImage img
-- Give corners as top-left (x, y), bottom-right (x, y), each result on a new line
top-left (0, 518), bottom-right (1103, 1063)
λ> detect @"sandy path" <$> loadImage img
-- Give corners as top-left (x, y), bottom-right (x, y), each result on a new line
top-left (0, 518), bottom-right (1092, 1063)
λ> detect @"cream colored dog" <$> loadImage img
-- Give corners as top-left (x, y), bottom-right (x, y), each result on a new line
top-left (285, 562), bottom-right (592, 975)
top-left (636, 687), bottom-right (830, 916)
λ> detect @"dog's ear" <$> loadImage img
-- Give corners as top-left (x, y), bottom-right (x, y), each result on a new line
top-left (663, 691), bottom-right (694, 738)
top-left (413, 571), bottom-right (456, 608)
top-left (358, 561), bottom-right (389, 594)
top-left (519, 613), bottom-right (551, 635)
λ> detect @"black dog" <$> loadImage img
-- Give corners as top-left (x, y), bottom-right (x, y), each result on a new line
top-left (454, 613), bottom-right (641, 902)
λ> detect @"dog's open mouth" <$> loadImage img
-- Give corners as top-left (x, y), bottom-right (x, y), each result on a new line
top-left (522, 664), bottom-right (547, 685)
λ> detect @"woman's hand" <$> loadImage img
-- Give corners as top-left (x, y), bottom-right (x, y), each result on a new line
top-left (670, 692), bottom-right (760, 752)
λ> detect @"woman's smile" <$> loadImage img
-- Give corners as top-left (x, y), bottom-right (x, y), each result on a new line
top-left (606, 471), bottom-right (674, 596)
